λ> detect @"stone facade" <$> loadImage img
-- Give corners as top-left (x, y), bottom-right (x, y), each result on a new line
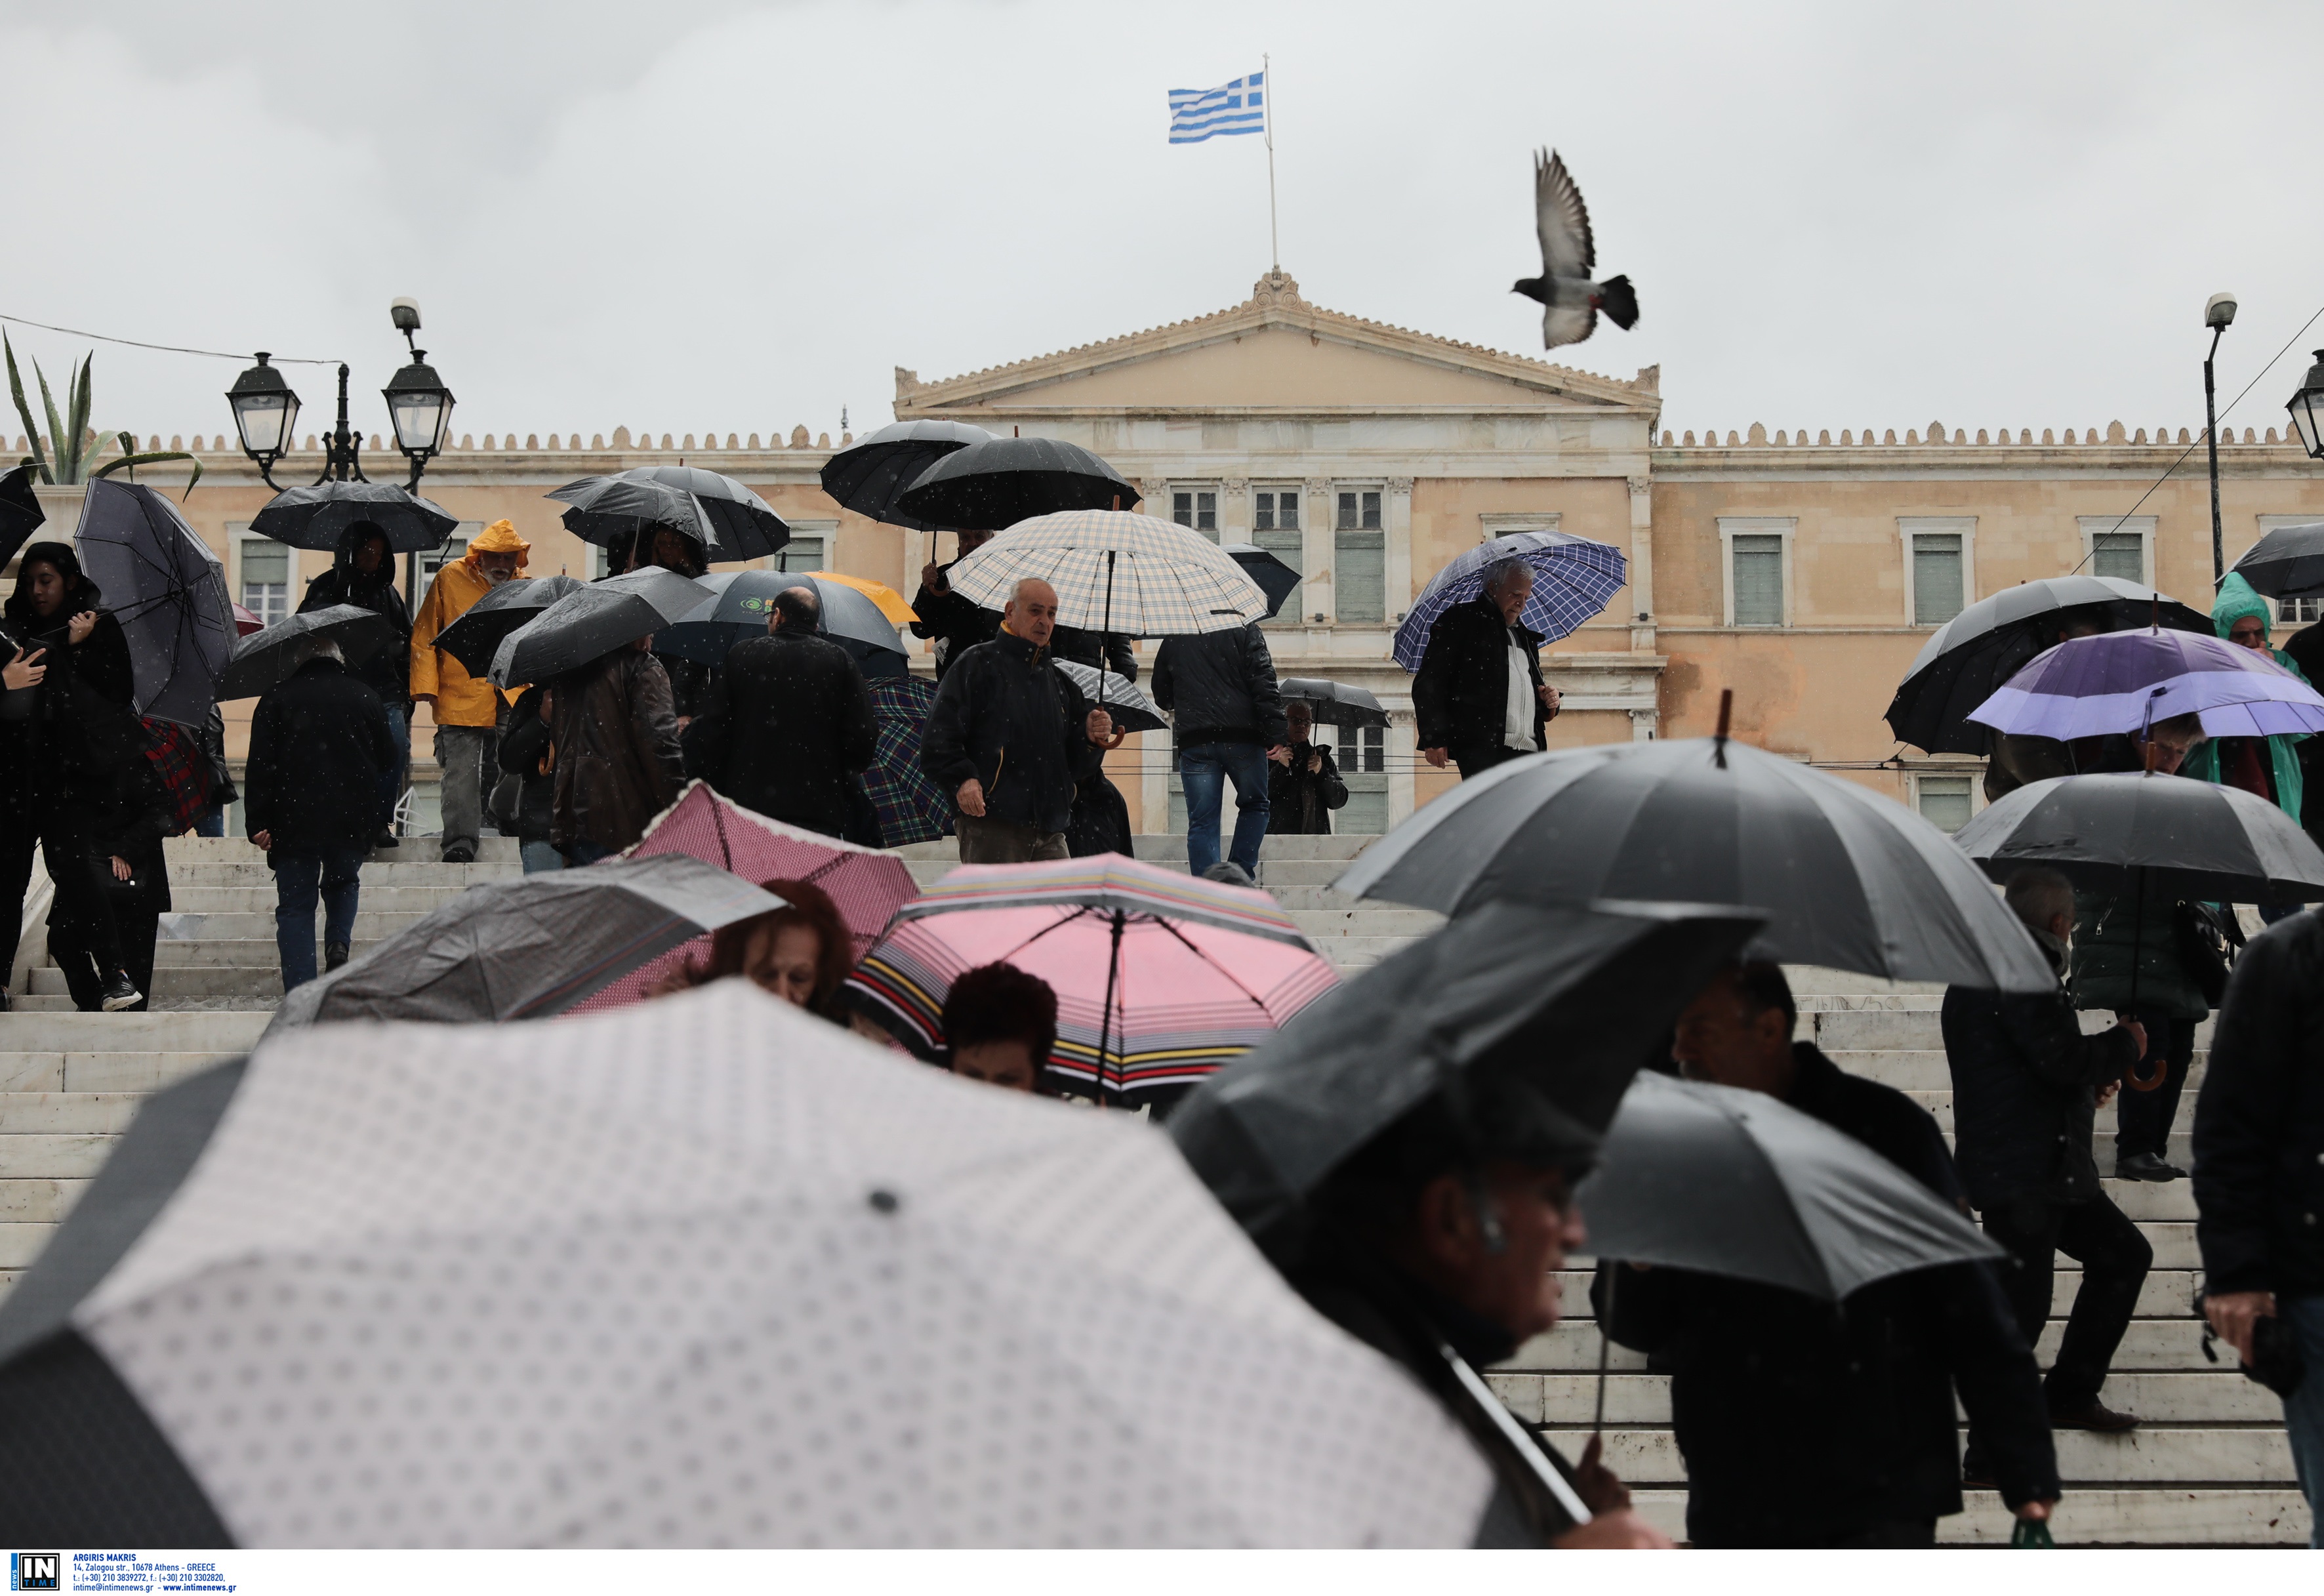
top-left (24, 270), bottom-right (2323, 836)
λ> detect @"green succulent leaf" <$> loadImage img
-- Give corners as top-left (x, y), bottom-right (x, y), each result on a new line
top-left (2, 333), bottom-right (51, 484)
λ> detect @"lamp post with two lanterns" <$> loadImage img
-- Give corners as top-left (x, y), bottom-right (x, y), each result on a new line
top-left (225, 297), bottom-right (457, 602)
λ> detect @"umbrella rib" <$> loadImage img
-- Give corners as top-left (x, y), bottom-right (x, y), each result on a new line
top-left (1144, 914), bottom-right (1282, 1016)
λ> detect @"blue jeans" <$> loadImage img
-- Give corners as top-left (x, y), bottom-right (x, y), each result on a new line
top-left (563, 840), bottom-right (617, 867)
top-left (194, 808), bottom-right (225, 838)
top-left (274, 846), bottom-right (365, 990)
top-left (2285, 1294), bottom-right (2324, 1545)
top-left (380, 705), bottom-right (411, 833)
top-left (1179, 741), bottom-right (1271, 878)
top-left (521, 839), bottom-right (565, 874)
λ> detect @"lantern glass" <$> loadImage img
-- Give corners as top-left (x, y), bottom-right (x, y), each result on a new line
top-left (389, 388), bottom-right (451, 453)
top-left (2289, 353), bottom-right (2324, 461)
top-left (233, 389), bottom-right (298, 456)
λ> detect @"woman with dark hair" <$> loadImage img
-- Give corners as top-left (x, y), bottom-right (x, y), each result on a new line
top-left (0, 541), bottom-right (143, 1009)
top-left (300, 521), bottom-right (412, 848)
top-left (656, 876), bottom-right (854, 1017)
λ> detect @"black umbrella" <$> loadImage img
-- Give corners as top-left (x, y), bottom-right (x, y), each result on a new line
top-left (2229, 521), bottom-right (2324, 600)
top-left (73, 478), bottom-right (235, 727)
top-left (892, 436), bottom-right (1139, 531)
top-left (489, 567), bottom-right (709, 686)
top-left (548, 466), bottom-right (790, 562)
top-left (1886, 575), bottom-right (2211, 754)
top-left (1278, 676), bottom-right (1389, 729)
top-left (1581, 1072), bottom-right (2002, 1301)
top-left (1170, 897), bottom-right (1765, 1265)
top-left (1334, 723), bottom-right (2055, 994)
top-left (655, 570), bottom-right (906, 676)
top-left (1053, 658), bottom-right (1164, 733)
top-left (247, 480), bottom-right (458, 554)
top-left (819, 419), bottom-right (992, 531)
top-left (213, 605), bottom-right (394, 701)
top-left (1220, 542), bottom-right (1302, 618)
top-left (432, 574), bottom-right (587, 677)
top-left (0, 462), bottom-right (41, 568)
top-left (268, 853), bottom-right (785, 1032)
top-left (1951, 770), bottom-right (2324, 903)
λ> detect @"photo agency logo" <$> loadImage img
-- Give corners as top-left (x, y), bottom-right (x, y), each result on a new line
top-left (10, 1553), bottom-right (58, 1591)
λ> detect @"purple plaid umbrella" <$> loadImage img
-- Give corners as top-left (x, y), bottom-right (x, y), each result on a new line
top-left (1968, 627), bottom-right (2324, 742)
top-left (1393, 531), bottom-right (1626, 671)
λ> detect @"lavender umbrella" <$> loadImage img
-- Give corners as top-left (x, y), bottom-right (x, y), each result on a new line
top-left (1968, 627), bottom-right (2324, 742)
top-left (1392, 531), bottom-right (1627, 671)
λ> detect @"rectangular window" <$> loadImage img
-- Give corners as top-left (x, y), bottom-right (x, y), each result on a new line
top-left (1730, 534), bottom-right (1785, 626)
top-left (2280, 596), bottom-right (2324, 625)
top-left (1911, 533), bottom-right (1965, 625)
top-left (1252, 487), bottom-right (1304, 624)
top-left (1916, 775), bottom-right (1974, 833)
top-left (239, 540), bottom-right (289, 627)
top-left (418, 539), bottom-right (468, 609)
top-left (775, 535), bottom-right (826, 573)
top-left (1337, 489), bottom-right (1382, 531)
top-left (1172, 490), bottom-right (1217, 537)
top-left (2090, 532), bottom-right (2145, 584)
top-left (1254, 489), bottom-right (1301, 533)
top-left (1334, 724), bottom-right (1386, 773)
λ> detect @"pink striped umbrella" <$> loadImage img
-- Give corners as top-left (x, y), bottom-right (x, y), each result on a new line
top-left (570, 781), bottom-right (918, 1012)
top-left (846, 853), bottom-right (1339, 1107)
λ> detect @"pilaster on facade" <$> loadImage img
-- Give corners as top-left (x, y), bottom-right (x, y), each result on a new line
top-left (1301, 476), bottom-right (1335, 624)
top-left (1385, 478), bottom-right (1414, 627)
top-left (1626, 475), bottom-right (1656, 653)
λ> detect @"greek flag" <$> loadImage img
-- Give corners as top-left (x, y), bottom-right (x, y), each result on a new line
top-left (1168, 72), bottom-right (1265, 143)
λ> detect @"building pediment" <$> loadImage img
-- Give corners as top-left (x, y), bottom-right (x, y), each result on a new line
top-left (895, 271), bottom-right (1658, 419)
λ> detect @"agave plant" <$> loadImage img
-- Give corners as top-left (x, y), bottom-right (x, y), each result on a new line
top-left (6, 331), bottom-right (200, 498)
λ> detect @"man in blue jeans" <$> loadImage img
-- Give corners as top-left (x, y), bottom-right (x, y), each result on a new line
top-left (1152, 621), bottom-right (1287, 880)
top-left (243, 636), bottom-right (398, 990)
top-left (2193, 909), bottom-right (2324, 1544)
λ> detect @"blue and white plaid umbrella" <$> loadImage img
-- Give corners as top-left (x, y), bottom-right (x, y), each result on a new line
top-left (1391, 531), bottom-right (1627, 671)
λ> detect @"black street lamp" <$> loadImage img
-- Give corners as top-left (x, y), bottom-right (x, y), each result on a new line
top-left (2288, 349), bottom-right (2324, 460)
top-left (382, 297), bottom-right (455, 492)
top-left (2203, 291), bottom-right (2236, 583)
top-left (224, 354), bottom-right (302, 490)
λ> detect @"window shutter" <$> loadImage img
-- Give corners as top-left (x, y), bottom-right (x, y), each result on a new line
top-left (1911, 533), bottom-right (1963, 624)
top-left (1730, 535), bottom-right (1784, 626)
top-left (1335, 529), bottom-right (1385, 622)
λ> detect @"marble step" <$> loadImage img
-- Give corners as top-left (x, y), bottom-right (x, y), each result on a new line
top-left (889, 834), bottom-right (1382, 863)
top-left (1551, 1269), bottom-right (2209, 1323)
top-left (1829, 1048), bottom-right (2209, 1094)
top-left (1502, 1315), bottom-right (2223, 1374)
top-left (1816, 1009), bottom-right (2218, 1053)
top-left (1553, 1425), bottom-right (2294, 1487)
top-left (0, 1013), bottom-right (271, 1054)
top-left (1620, 1486), bottom-right (2312, 1546)
top-left (161, 836), bottom-right (522, 863)
top-left (167, 885), bottom-right (473, 914)
top-left (159, 861), bottom-right (521, 888)
top-left (1494, 1370), bottom-right (2283, 1427)
top-left (152, 939), bottom-right (385, 968)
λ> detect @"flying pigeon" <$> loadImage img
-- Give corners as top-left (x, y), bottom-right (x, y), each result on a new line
top-left (1513, 148), bottom-right (1639, 350)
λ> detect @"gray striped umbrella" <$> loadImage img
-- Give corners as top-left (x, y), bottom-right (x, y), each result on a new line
top-left (944, 509), bottom-right (1267, 637)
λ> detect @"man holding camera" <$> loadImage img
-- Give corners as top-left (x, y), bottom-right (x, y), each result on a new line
top-left (2194, 909), bottom-right (2324, 1542)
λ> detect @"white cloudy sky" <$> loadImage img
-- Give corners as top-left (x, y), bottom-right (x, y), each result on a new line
top-left (3, 0), bottom-right (2321, 449)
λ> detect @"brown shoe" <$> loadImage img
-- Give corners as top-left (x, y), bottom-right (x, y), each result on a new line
top-left (2049, 1397), bottom-right (2138, 1433)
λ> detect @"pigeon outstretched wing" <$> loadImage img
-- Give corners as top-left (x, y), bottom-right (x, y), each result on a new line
top-left (1542, 303), bottom-right (1597, 349)
top-left (1534, 148), bottom-right (1595, 281)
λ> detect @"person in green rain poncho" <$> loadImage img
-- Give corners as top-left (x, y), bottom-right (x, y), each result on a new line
top-left (2184, 573), bottom-right (2309, 923)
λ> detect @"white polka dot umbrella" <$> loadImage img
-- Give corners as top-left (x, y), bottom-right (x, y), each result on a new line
top-left (0, 982), bottom-right (1494, 1547)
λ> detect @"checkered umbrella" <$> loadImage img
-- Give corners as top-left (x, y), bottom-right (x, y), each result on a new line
top-left (0, 982), bottom-right (1496, 1545)
top-left (1391, 531), bottom-right (1627, 671)
top-left (864, 675), bottom-right (954, 848)
top-left (846, 855), bottom-right (1338, 1109)
top-left (945, 510), bottom-right (1269, 638)
top-left (569, 780), bottom-right (923, 1012)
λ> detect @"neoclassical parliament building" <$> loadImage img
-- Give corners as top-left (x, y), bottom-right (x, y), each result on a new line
top-left (53, 270), bottom-right (2324, 837)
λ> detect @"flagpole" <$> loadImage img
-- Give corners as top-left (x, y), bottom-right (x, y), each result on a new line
top-left (1263, 52), bottom-right (1280, 270)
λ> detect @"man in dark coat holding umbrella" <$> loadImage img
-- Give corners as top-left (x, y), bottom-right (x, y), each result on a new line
top-left (912, 530), bottom-right (1002, 680)
top-left (299, 522), bottom-right (411, 848)
top-left (683, 584), bottom-right (877, 840)
top-left (1595, 962), bottom-right (2059, 1547)
top-left (244, 636), bottom-right (399, 989)
top-left (1945, 867), bottom-right (2150, 1452)
top-left (1267, 701), bottom-right (1348, 835)
top-left (921, 577), bottom-right (1113, 863)
top-left (1414, 560), bottom-right (1561, 780)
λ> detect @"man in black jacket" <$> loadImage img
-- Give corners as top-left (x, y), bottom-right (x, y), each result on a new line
top-left (2194, 910), bottom-right (2324, 1536)
top-left (682, 584), bottom-right (878, 839)
top-left (1945, 867), bottom-right (2150, 1447)
top-left (298, 522), bottom-right (411, 850)
top-left (1597, 962), bottom-right (2060, 1547)
top-left (244, 638), bottom-right (398, 990)
top-left (911, 531), bottom-right (1002, 680)
top-left (922, 577), bottom-right (1114, 863)
top-left (1414, 561), bottom-right (1561, 780)
top-left (1152, 622), bottom-right (1288, 878)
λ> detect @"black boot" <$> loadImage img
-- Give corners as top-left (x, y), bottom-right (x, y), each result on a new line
top-left (325, 942), bottom-right (352, 972)
top-left (98, 970), bottom-right (143, 1012)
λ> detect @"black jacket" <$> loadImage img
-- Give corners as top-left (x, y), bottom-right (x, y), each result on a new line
top-left (0, 608), bottom-right (138, 794)
top-left (2193, 909), bottom-right (2324, 1298)
top-left (908, 562), bottom-right (1000, 679)
top-left (1051, 624), bottom-right (1138, 682)
top-left (1412, 597), bottom-right (1547, 754)
top-left (243, 658), bottom-right (398, 853)
top-left (77, 748), bottom-right (173, 920)
top-left (922, 629), bottom-right (1105, 834)
top-left (299, 565), bottom-right (411, 706)
top-left (1595, 1044), bottom-right (2058, 1545)
top-left (1267, 741), bottom-right (1348, 834)
top-left (1151, 624), bottom-right (1287, 748)
top-left (682, 630), bottom-right (877, 838)
top-left (1943, 949), bottom-right (2142, 1211)
top-left (497, 685), bottom-right (557, 844)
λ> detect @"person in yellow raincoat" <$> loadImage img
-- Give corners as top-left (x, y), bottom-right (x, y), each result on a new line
top-left (410, 519), bottom-right (527, 863)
